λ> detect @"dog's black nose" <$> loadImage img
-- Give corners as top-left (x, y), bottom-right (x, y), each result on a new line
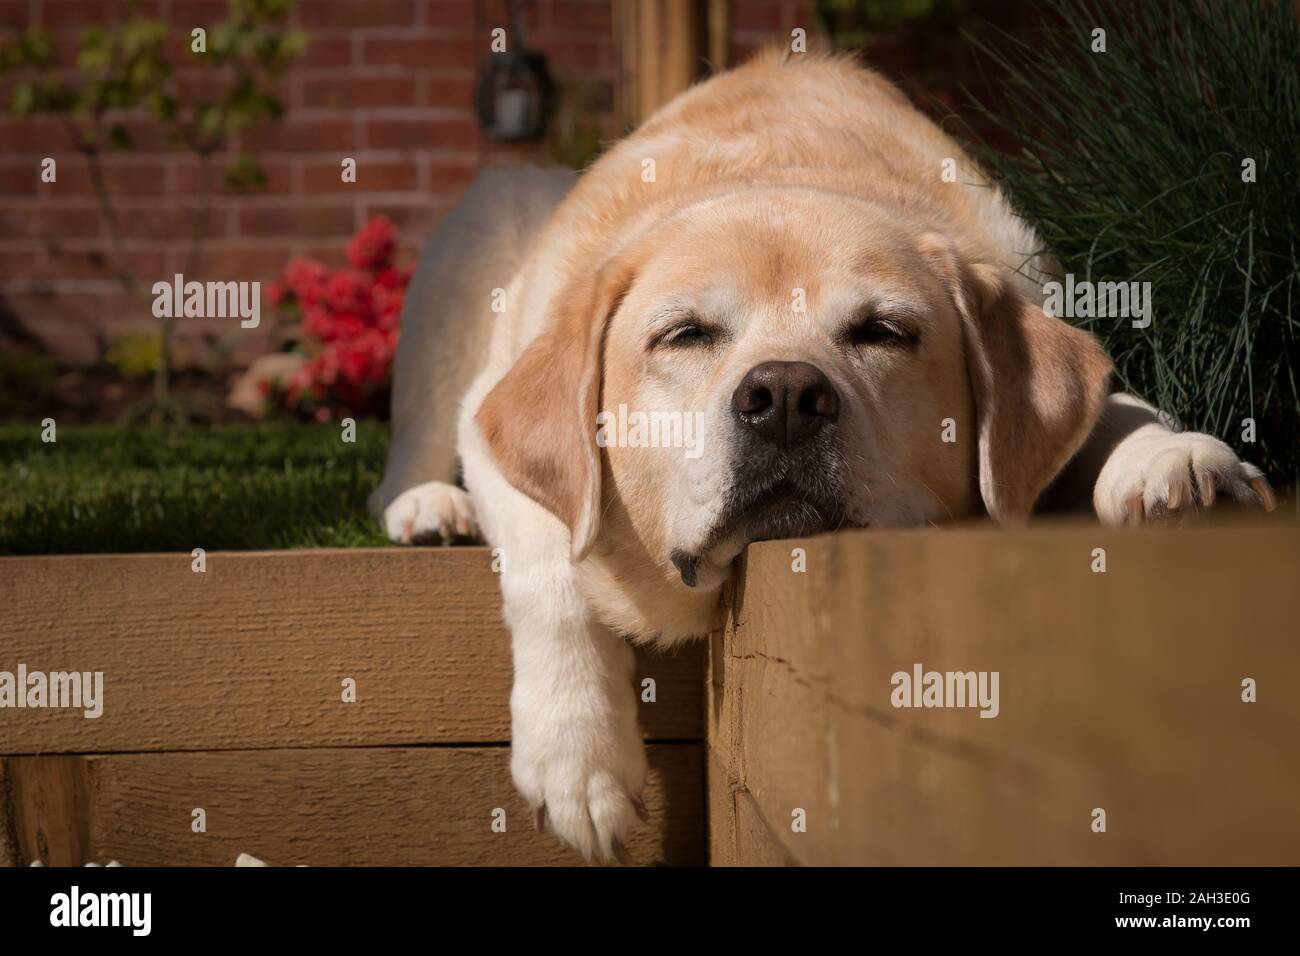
top-left (732, 360), bottom-right (840, 448)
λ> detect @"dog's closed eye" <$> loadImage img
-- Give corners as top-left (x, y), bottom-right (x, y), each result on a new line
top-left (840, 307), bottom-right (920, 349)
top-left (650, 315), bottom-right (723, 351)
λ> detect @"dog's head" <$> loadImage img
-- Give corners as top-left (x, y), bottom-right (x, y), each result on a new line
top-left (477, 190), bottom-right (1111, 595)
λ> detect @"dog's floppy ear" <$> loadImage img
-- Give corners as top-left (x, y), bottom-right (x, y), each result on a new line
top-left (475, 258), bottom-right (634, 562)
top-left (920, 234), bottom-right (1112, 522)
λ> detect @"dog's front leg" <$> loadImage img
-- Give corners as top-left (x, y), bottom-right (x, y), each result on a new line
top-left (495, 522), bottom-right (647, 863)
top-left (1042, 392), bottom-right (1275, 524)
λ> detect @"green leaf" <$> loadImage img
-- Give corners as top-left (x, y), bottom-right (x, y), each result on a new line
top-left (147, 90), bottom-right (177, 121)
top-left (201, 104), bottom-right (226, 137)
top-left (224, 153), bottom-right (267, 192)
top-left (10, 81), bottom-right (37, 116)
top-left (25, 29), bottom-right (56, 66)
top-left (106, 123), bottom-right (130, 150)
top-left (209, 24), bottom-right (239, 59)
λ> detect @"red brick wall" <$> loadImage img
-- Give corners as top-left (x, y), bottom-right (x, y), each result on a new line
top-left (0, 0), bottom-right (812, 367)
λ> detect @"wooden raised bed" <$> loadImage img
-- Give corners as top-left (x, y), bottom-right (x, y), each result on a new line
top-left (708, 521), bottom-right (1300, 865)
top-left (4, 519), bottom-right (1296, 866)
top-left (0, 549), bottom-right (706, 866)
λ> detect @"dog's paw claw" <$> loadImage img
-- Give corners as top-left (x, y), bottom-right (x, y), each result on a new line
top-left (1248, 475), bottom-right (1277, 512)
top-left (512, 715), bottom-right (647, 863)
top-left (383, 481), bottom-right (479, 545)
top-left (1098, 431), bottom-right (1274, 527)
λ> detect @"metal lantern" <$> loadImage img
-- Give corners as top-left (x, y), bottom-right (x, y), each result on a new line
top-left (475, 2), bottom-right (554, 142)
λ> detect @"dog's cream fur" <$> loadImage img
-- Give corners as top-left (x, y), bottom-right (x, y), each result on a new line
top-left (371, 52), bottom-right (1272, 861)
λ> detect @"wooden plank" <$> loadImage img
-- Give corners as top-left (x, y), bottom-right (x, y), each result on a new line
top-left (618, 0), bottom-right (705, 127)
top-left (2, 743), bottom-right (705, 867)
top-left (707, 0), bottom-right (730, 70)
top-left (0, 758), bottom-right (20, 866)
top-left (707, 748), bottom-right (794, 867)
top-left (0, 548), bottom-right (705, 753)
top-left (709, 522), bottom-right (1300, 865)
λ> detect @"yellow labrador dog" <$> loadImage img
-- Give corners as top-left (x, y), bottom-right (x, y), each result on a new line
top-left (371, 52), bottom-right (1273, 860)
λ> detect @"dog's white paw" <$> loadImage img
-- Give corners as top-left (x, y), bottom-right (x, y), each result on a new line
top-left (510, 693), bottom-right (648, 864)
top-left (1094, 429), bottom-right (1275, 526)
top-left (382, 480), bottom-right (478, 545)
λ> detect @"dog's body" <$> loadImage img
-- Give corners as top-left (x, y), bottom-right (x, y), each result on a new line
top-left (372, 52), bottom-right (1271, 860)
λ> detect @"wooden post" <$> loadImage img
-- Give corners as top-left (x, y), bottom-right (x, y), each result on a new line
top-left (617, 0), bottom-right (710, 129)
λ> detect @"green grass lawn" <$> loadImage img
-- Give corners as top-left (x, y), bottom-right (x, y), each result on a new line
top-left (0, 422), bottom-right (394, 555)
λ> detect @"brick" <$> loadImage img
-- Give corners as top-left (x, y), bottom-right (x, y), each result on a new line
top-left (39, 0), bottom-right (152, 27)
top-left (300, 158), bottom-right (419, 193)
top-left (298, 33), bottom-right (352, 68)
top-left (363, 35), bottom-right (476, 69)
top-left (0, 118), bottom-right (78, 152)
top-left (425, 160), bottom-right (477, 194)
top-left (362, 198), bottom-right (451, 233)
top-left (425, 0), bottom-right (475, 31)
top-left (298, 241), bottom-right (350, 270)
top-left (481, 0), bottom-right (540, 33)
top-left (297, 0), bottom-right (415, 28)
top-left (170, 0), bottom-right (228, 23)
top-left (48, 31), bottom-right (82, 68)
top-left (112, 203), bottom-right (228, 240)
top-left (732, 0), bottom-right (785, 32)
top-left (366, 117), bottom-right (476, 150)
top-left (163, 34), bottom-right (197, 68)
top-left (34, 159), bottom-right (171, 196)
top-left (0, 248), bottom-right (40, 276)
top-left (0, 203), bottom-right (103, 239)
top-left (99, 161), bottom-right (171, 196)
top-left (0, 0), bottom-right (31, 29)
top-left (299, 74), bottom-right (419, 109)
top-left (189, 243), bottom-right (296, 280)
top-left (0, 162), bottom-right (43, 195)
top-left (175, 70), bottom-right (289, 107)
top-left (115, 120), bottom-right (184, 152)
top-left (240, 117), bottom-right (356, 153)
top-left (424, 70), bottom-right (477, 107)
top-left (548, 0), bottom-right (612, 32)
top-left (172, 156), bottom-right (294, 195)
top-left (237, 203), bottom-right (355, 237)
top-left (37, 246), bottom-right (166, 282)
top-left (537, 35), bottom-right (610, 72)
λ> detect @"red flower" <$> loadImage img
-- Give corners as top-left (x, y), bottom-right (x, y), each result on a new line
top-left (347, 216), bottom-right (397, 272)
top-left (325, 270), bottom-right (370, 315)
top-left (271, 217), bottom-right (413, 420)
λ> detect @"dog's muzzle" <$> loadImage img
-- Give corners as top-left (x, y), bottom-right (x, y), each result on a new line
top-left (670, 360), bottom-right (851, 587)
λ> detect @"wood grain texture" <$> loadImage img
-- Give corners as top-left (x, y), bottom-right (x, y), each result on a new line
top-left (619, 0), bottom-right (705, 126)
top-left (0, 548), bottom-right (705, 753)
top-left (709, 522), bottom-right (1300, 866)
top-left (707, 747), bottom-right (793, 867)
top-left (2, 744), bottom-right (705, 867)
